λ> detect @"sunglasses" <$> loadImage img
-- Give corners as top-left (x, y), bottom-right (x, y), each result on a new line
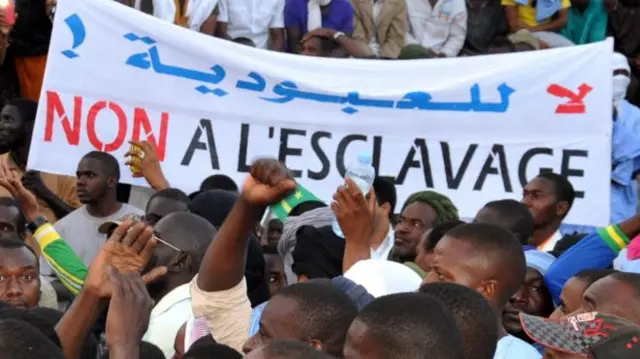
top-left (152, 232), bottom-right (182, 253)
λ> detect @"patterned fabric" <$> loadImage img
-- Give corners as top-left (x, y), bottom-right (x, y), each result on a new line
top-left (185, 316), bottom-right (212, 352)
top-left (597, 225), bottom-right (631, 254)
top-left (35, 223), bottom-right (88, 295)
top-left (520, 312), bottom-right (640, 358)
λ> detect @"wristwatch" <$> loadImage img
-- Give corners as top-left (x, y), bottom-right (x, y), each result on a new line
top-left (333, 31), bottom-right (345, 40)
top-left (27, 216), bottom-right (49, 234)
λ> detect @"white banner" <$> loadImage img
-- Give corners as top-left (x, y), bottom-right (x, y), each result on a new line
top-left (30, 0), bottom-right (613, 226)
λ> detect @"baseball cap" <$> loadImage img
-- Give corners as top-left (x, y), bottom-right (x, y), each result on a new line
top-left (520, 311), bottom-right (640, 358)
top-left (98, 213), bottom-right (143, 235)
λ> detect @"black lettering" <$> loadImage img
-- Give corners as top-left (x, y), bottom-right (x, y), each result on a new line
top-left (372, 136), bottom-right (383, 175)
top-left (441, 142), bottom-right (478, 189)
top-left (396, 139), bottom-right (433, 187)
top-left (336, 134), bottom-right (367, 177)
top-left (278, 128), bottom-right (306, 178)
top-left (473, 144), bottom-right (512, 192)
top-left (518, 147), bottom-right (553, 187)
top-left (237, 124), bottom-right (251, 173)
top-left (308, 131), bottom-right (331, 180)
top-left (561, 149), bottom-right (587, 199)
top-left (181, 119), bottom-right (220, 169)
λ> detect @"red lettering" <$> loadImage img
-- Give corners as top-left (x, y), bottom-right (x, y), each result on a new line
top-left (132, 108), bottom-right (168, 161)
top-left (86, 101), bottom-right (127, 152)
top-left (43, 91), bottom-right (169, 160)
top-left (45, 91), bottom-right (82, 144)
top-left (547, 83), bottom-right (593, 114)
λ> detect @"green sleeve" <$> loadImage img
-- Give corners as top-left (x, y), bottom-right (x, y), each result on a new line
top-left (35, 223), bottom-right (87, 295)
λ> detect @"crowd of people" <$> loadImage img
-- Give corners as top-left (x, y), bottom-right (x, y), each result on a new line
top-left (0, 0), bottom-right (640, 359)
top-left (0, 95), bottom-right (637, 359)
top-left (0, 0), bottom-right (640, 104)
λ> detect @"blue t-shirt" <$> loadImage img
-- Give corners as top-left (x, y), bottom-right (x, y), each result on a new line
top-left (284, 0), bottom-right (354, 35)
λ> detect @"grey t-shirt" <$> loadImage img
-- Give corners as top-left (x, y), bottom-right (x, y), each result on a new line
top-left (40, 203), bottom-right (144, 276)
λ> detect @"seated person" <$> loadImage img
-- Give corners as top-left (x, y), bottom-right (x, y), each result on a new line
top-left (352, 0), bottom-right (407, 58)
top-left (462, 0), bottom-right (509, 55)
top-left (285, 0), bottom-right (354, 54)
top-left (216, 0), bottom-right (285, 50)
top-left (134, 0), bottom-right (218, 33)
top-left (404, 0), bottom-right (467, 57)
top-left (608, 0), bottom-right (640, 106)
top-left (560, 0), bottom-right (609, 44)
top-left (301, 34), bottom-right (338, 57)
top-left (300, 28), bottom-right (372, 58)
top-left (502, 0), bottom-right (570, 33)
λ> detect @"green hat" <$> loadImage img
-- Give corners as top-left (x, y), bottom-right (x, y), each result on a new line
top-left (270, 183), bottom-right (324, 220)
top-left (398, 44), bottom-right (438, 60)
top-left (402, 190), bottom-right (459, 225)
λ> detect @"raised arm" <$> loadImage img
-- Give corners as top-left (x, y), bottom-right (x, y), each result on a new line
top-left (192, 159), bottom-right (295, 351)
top-left (197, 158), bottom-right (295, 291)
top-left (545, 214), bottom-right (640, 303)
top-left (55, 220), bottom-right (165, 359)
top-left (106, 269), bottom-right (154, 359)
top-left (334, 179), bottom-right (389, 272)
top-left (125, 140), bottom-right (170, 191)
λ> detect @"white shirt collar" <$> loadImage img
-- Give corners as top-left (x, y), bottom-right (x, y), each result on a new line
top-left (370, 225), bottom-right (395, 260)
top-left (538, 230), bottom-right (562, 252)
top-left (151, 282), bottom-right (191, 316)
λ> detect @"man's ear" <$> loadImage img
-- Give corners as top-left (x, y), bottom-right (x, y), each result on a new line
top-left (107, 176), bottom-right (118, 188)
top-left (555, 201), bottom-right (569, 218)
top-left (477, 279), bottom-right (497, 301)
top-left (167, 252), bottom-right (193, 273)
top-left (380, 202), bottom-right (392, 216)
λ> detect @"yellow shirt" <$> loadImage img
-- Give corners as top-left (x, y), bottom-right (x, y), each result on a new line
top-left (501, 0), bottom-right (571, 27)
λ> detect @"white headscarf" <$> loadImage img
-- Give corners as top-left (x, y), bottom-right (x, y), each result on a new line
top-left (344, 260), bottom-right (422, 297)
top-left (307, 0), bottom-right (332, 32)
top-left (612, 52), bottom-right (631, 109)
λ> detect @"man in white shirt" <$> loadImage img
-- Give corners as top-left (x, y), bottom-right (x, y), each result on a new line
top-left (216, 0), bottom-right (285, 50)
top-left (423, 223), bottom-right (542, 359)
top-left (142, 212), bottom-right (217, 358)
top-left (404, 0), bottom-right (467, 57)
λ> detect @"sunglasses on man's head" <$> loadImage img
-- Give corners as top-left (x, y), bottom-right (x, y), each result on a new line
top-left (105, 225), bottom-right (182, 253)
top-left (152, 231), bottom-right (182, 253)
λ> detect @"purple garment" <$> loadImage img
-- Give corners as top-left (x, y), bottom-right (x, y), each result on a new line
top-left (284, 0), bottom-right (354, 35)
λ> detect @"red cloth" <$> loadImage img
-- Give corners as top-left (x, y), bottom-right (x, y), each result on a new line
top-left (626, 234), bottom-right (640, 260)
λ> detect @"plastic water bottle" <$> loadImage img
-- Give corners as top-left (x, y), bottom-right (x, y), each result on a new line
top-left (332, 152), bottom-right (376, 238)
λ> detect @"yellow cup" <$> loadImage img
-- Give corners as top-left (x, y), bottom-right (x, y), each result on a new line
top-left (129, 143), bottom-right (143, 175)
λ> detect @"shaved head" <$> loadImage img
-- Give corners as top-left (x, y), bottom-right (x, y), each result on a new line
top-left (424, 223), bottom-right (525, 309)
top-left (148, 212), bottom-right (216, 302)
